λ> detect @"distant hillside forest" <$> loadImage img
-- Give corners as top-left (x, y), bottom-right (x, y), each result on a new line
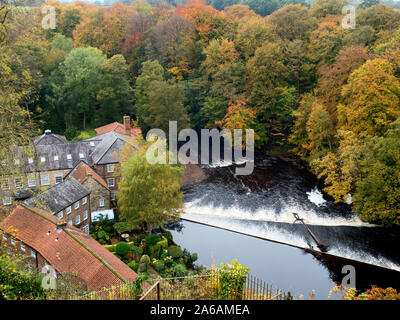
top-left (1, 0), bottom-right (400, 226)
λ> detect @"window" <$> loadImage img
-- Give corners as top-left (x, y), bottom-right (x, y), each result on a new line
top-left (54, 155), bottom-right (59, 161)
top-left (99, 198), bottom-right (104, 207)
top-left (75, 215), bottom-right (81, 225)
top-left (107, 164), bottom-right (114, 173)
top-left (28, 176), bottom-right (36, 187)
top-left (1, 178), bottom-right (10, 190)
top-left (40, 156), bottom-right (46, 163)
top-left (3, 197), bottom-right (12, 206)
top-left (107, 178), bottom-right (115, 187)
top-left (40, 174), bottom-right (50, 186)
top-left (15, 178), bottom-right (23, 189)
top-left (11, 238), bottom-right (15, 246)
top-left (79, 153), bottom-right (84, 159)
top-left (55, 174), bottom-right (63, 184)
top-left (83, 210), bottom-right (88, 221)
top-left (68, 220), bottom-right (72, 225)
top-left (28, 158), bottom-right (34, 164)
top-left (67, 154), bottom-right (72, 160)
top-left (111, 192), bottom-right (116, 201)
top-left (31, 249), bottom-right (36, 258)
top-left (82, 197), bottom-right (87, 205)
top-left (90, 142), bottom-right (95, 147)
top-left (82, 225), bottom-right (89, 234)
top-left (57, 211), bottom-right (63, 219)
top-left (66, 206), bottom-right (71, 215)
top-left (74, 201), bottom-right (79, 210)
top-left (20, 243), bottom-right (26, 252)
top-left (2, 234), bottom-right (7, 241)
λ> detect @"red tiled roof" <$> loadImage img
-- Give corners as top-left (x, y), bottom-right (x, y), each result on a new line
top-left (95, 122), bottom-right (141, 138)
top-left (70, 161), bottom-right (108, 188)
top-left (0, 205), bottom-right (137, 291)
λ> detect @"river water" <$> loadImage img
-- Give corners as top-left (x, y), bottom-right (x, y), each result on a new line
top-left (166, 154), bottom-right (400, 299)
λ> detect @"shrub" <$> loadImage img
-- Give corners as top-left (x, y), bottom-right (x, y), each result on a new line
top-left (64, 126), bottom-right (78, 140)
top-left (164, 231), bottom-right (173, 244)
top-left (191, 253), bottom-right (198, 262)
top-left (171, 264), bottom-right (187, 277)
top-left (115, 242), bottom-right (131, 256)
top-left (159, 250), bottom-right (168, 260)
top-left (168, 246), bottom-right (183, 259)
top-left (138, 263), bottom-right (147, 273)
top-left (97, 230), bottom-right (107, 240)
top-left (157, 236), bottom-right (168, 249)
top-left (139, 254), bottom-right (151, 266)
top-left (104, 244), bottom-right (116, 252)
top-left (127, 261), bottom-right (138, 272)
top-left (146, 245), bottom-right (154, 257)
top-left (153, 261), bottom-right (165, 273)
top-left (132, 245), bottom-right (143, 257)
top-left (153, 244), bottom-right (161, 259)
top-left (145, 234), bottom-right (160, 246)
top-left (164, 258), bottom-right (174, 268)
top-left (218, 259), bottom-right (250, 300)
top-left (98, 239), bottom-right (106, 245)
top-left (136, 234), bottom-right (146, 245)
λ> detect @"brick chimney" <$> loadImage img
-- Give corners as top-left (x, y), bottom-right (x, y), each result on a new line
top-left (123, 116), bottom-right (130, 133)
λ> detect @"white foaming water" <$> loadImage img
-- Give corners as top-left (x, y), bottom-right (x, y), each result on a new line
top-left (204, 157), bottom-right (253, 169)
top-left (306, 187), bottom-right (326, 207)
top-left (182, 213), bottom-right (400, 271)
top-left (328, 246), bottom-right (400, 272)
top-left (184, 199), bottom-right (371, 227)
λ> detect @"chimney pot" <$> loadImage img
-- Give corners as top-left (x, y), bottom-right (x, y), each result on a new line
top-left (123, 116), bottom-right (130, 132)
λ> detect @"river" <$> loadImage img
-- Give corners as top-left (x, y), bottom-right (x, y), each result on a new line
top-left (166, 154), bottom-right (400, 299)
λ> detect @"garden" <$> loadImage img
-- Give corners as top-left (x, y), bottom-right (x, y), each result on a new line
top-left (90, 215), bottom-right (199, 278)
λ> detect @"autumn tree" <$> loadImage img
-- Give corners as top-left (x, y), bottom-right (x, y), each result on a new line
top-left (309, 0), bottom-right (345, 19)
top-left (267, 4), bottom-right (317, 41)
top-left (317, 45), bottom-right (370, 118)
top-left (353, 120), bottom-right (400, 226)
top-left (338, 58), bottom-right (400, 138)
top-left (147, 14), bottom-right (197, 78)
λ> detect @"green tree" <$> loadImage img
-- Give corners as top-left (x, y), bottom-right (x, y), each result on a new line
top-left (117, 145), bottom-right (184, 233)
top-left (353, 120), bottom-right (400, 226)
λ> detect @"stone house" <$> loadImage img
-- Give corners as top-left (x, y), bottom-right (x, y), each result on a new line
top-left (0, 205), bottom-right (138, 291)
top-left (84, 131), bottom-right (138, 198)
top-left (65, 160), bottom-right (112, 212)
top-left (1, 130), bottom-right (94, 207)
top-left (23, 177), bottom-right (91, 233)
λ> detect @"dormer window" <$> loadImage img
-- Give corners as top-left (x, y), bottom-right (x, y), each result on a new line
top-left (79, 153), bottom-right (84, 159)
top-left (54, 155), bottom-right (59, 161)
top-left (40, 157), bottom-right (46, 163)
top-left (67, 154), bottom-right (72, 160)
top-left (90, 142), bottom-right (95, 147)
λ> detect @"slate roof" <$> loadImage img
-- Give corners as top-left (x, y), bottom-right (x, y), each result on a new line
top-left (65, 161), bottom-right (108, 188)
top-left (33, 131), bottom-right (68, 145)
top-left (0, 205), bottom-right (138, 291)
top-left (85, 132), bottom-right (137, 165)
top-left (24, 177), bottom-right (90, 214)
top-left (14, 141), bottom-right (95, 173)
top-left (95, 121), bottom-right (141, 138)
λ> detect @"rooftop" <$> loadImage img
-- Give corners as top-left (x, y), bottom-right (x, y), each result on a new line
top-left (66, 160), bottom-right (108, 189)
top-left (23, 177), bottom-right (91, 214)
top-left (0, 205), bottom-right (137, 291)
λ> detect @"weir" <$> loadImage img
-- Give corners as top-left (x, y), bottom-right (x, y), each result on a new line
top-left (180, 217), bottom-right (400, 274)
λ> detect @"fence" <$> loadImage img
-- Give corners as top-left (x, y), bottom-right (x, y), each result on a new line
top-left (70, 273), bottom-right (290, 300)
